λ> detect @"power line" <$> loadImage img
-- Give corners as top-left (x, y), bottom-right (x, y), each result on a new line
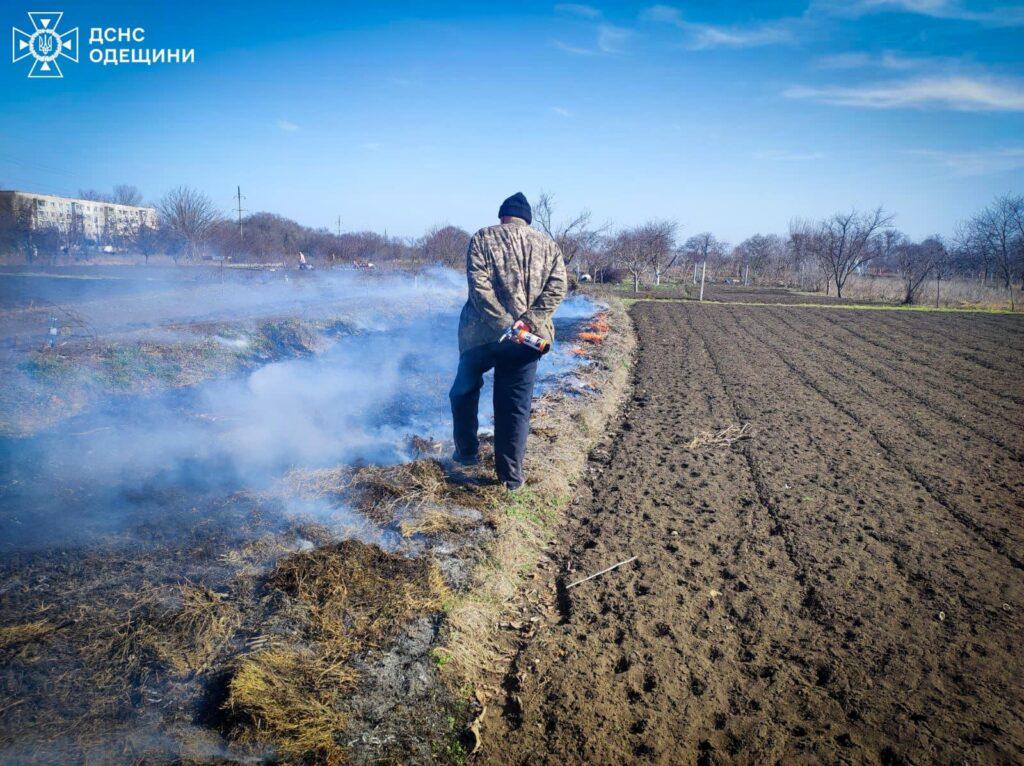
top-left (235, 185), bottom-right (247, 240)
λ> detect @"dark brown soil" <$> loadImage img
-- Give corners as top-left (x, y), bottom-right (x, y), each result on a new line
top-left (619, 283), bottom-right (848, 305)
top-left (483, 301), bottom-right (1024, 765)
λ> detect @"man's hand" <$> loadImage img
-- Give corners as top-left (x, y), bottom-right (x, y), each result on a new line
top-left (513, 319), bottom-right (532, 333)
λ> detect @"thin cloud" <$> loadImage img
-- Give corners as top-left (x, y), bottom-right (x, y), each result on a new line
top-left (815, 0), bottom-right (1024, 26)
top-left (276, 119), bottom-right (300, 132)
top-left (597, 24), bottom-right (631, 53)
top-left (754, 149), bottom-right (828, 161)
top-left (814, 51), bottom-right (951, 70)
top-left (555, 3), bottom-right (602, 19)
top-left (551, 23), bottom-right (630, 55)
top-left (685, 22), bottom-right (794, 50)
top-left (550, 106), bottom-right (573, 117)
top-left (784, 76), bottom-right (1024, 111)
top-left (908, 147), bottom-right (1024, 175)
top-left (641, 4), bottom-right (796, 49)
top-left (551, 38), bottom-right (598, 55)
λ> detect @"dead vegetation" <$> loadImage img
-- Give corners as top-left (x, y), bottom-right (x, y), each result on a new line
top-left (0, 297), bottom-right (635, 764)
top-left (686, 422), bottom-right (753, 450)
top-left (439, 303), bottom-right (636, 698)
top-left (225, 541), bottom-right (449, 764)
top-left (1, 315), bottom-right (328, 436)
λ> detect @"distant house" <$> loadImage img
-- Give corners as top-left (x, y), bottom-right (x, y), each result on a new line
top-left (0, 190), bottom-right (157, 242)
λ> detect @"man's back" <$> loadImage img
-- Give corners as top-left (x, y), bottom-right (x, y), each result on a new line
top-left (458, 219), bottom-right (566, 353)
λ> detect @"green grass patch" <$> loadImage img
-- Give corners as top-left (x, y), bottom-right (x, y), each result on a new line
top-left (503, 488), bottom-right (565, 531)
top-left (17, 352), bottom-right (74, 381)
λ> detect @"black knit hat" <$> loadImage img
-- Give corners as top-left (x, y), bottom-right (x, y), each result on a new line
top-left (498, 192), bottom-right (532, 224)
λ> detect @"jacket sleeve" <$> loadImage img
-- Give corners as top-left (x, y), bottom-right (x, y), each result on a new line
top-left (466, 233), bottom-right (511, 325)
top-left (521, 242), bottom-right (567, 331)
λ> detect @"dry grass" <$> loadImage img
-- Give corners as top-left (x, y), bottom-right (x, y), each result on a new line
top-left (0, 618), bottom-right (58, 653)
top-left (227, 645), bottom-right (353, 764)
top-left (687, 423), bottom-right (753, 451)
top-left (142, 584), bottom-right (243, 675)
top-left (225, 540), bottom-right (450, 764)
top-left (346, 459), bottom-right (503, 528)
top-left (440, 298), bottom-right (636, 694)
top-left (0, 295), bottom-right (636, 764)
top-left (834, 275), bottom-right (1022, 311)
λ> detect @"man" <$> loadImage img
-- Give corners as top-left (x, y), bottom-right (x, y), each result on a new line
top-left (450, 192), bottom-right (567, 490)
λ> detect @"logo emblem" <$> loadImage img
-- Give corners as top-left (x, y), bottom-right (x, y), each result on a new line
top-left (12, 12), bottom-right (78, 78)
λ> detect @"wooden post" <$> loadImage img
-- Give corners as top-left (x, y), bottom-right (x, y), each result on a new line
top-left (699, 260), bottom-right (707, 301)
top-left (692, 262), bottom-right (698, 284)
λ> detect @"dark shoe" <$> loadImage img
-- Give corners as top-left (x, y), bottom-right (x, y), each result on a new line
top-left (503, 480), bottom-right (525, 492)
top-left (452, 451), bottom-right (480, 466)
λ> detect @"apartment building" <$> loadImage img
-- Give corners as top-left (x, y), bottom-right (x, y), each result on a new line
top-left (0, 190), bottom-right (157, 241)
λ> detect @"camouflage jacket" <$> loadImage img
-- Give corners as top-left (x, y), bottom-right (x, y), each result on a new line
top-left (458, 219), bottom-right (568, 354)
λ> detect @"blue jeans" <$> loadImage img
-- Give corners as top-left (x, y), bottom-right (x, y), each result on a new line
top-left (449, 341), bottom-right (540, 486)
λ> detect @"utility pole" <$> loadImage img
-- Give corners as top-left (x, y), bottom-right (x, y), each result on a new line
top-left (336, 216), bottom-right (342, 236)
top-left (699, 260), bottom-right (707, 301)
top-left (235, 186), bottom-right (246, 240)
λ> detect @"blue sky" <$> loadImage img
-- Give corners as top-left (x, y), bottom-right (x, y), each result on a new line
top-left (1, 0), bottom-right (1022, 242)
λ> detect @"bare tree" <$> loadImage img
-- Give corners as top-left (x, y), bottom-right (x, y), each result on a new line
top-left (534, 191), bottom-right (606, 276)
top-left (684, 232), bottom-right (726, 283)
top-left (892, 233), bottom-right (946, 305)
top-left (810, 207), bottom-right (894, 298)
top-left (609, 221), bottom-right (678, 291)
top-left (931, 237), bottom-right (952, 307)
top-left (644, 220), bottom-right (679, 286)
top-left (733, 233), bottom-right (784, 284)
top-left (963, 196), bottom-right (1021, 290)
top-left (786, 219), bottom-right (820, 289)
top-left (420, 223), bottom-right (470, 270)
top-left (77, 189), bottom-right (111, 202)
top-left (611, 227), bottom-right (649, 292)
top-left (157, 186), bottom-right (219, 262)
top-left (112, 184), bottom-right (144, 207)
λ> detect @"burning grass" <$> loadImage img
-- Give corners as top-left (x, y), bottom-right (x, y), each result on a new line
top-left (0, 315), bottom-right (329, 437)
top-left (0, 295), bottom-right (635, 764)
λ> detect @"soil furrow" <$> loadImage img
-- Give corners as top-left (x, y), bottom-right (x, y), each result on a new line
top-left (481, 301), bottom-right (1024, 766)
top-left (727, 305), bottom-right (1024, 574)
top-left (813, 310), bottom-right (1024, 414)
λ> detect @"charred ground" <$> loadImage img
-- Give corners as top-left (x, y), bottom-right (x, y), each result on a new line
top-left (485, 300), bottom-right (1024, 765)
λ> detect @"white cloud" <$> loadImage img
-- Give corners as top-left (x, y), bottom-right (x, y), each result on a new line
top-left (551, 38), bottom-right (597, 55)
top-left (597, 24), bottom-right (631, 52)
top-left (552, 23), bottom-right (630, 55)
top-left (814, 50), bottom-right (948, 70)
top-left (685, 22), bottom-right (794, 49)
top-left (908, 147), bottom-right (1024, 175)
top-left (816, 0), bottom-right (1024, 26)
top-left (784, 76), bottom-right (1024, 111)
top-left (276, 119), bottom-right (300, 132)
top-left (550, 106), bottom-right (573, 117)
top-left (641, 4), bottom-right (796, 49)
top-left (640, 4), bottom-right (684, 24)
top-left (555, 3), bottom-right (602, 19)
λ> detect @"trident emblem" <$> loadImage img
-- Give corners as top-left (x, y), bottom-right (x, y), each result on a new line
top-left (12, 12), bottom-right (79, 79)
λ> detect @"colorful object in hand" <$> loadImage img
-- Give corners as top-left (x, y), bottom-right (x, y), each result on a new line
top-left (500, 324), bottom-right (551, 354)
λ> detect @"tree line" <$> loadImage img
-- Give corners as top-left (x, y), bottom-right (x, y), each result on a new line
top-left (2, 184), bottom-right (1022, 304)
top-left (553, 193), bottom-right (1024, 303)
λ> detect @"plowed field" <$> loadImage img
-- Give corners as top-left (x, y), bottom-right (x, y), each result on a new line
top-left (485, 301), bottom-right (1024, 765)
